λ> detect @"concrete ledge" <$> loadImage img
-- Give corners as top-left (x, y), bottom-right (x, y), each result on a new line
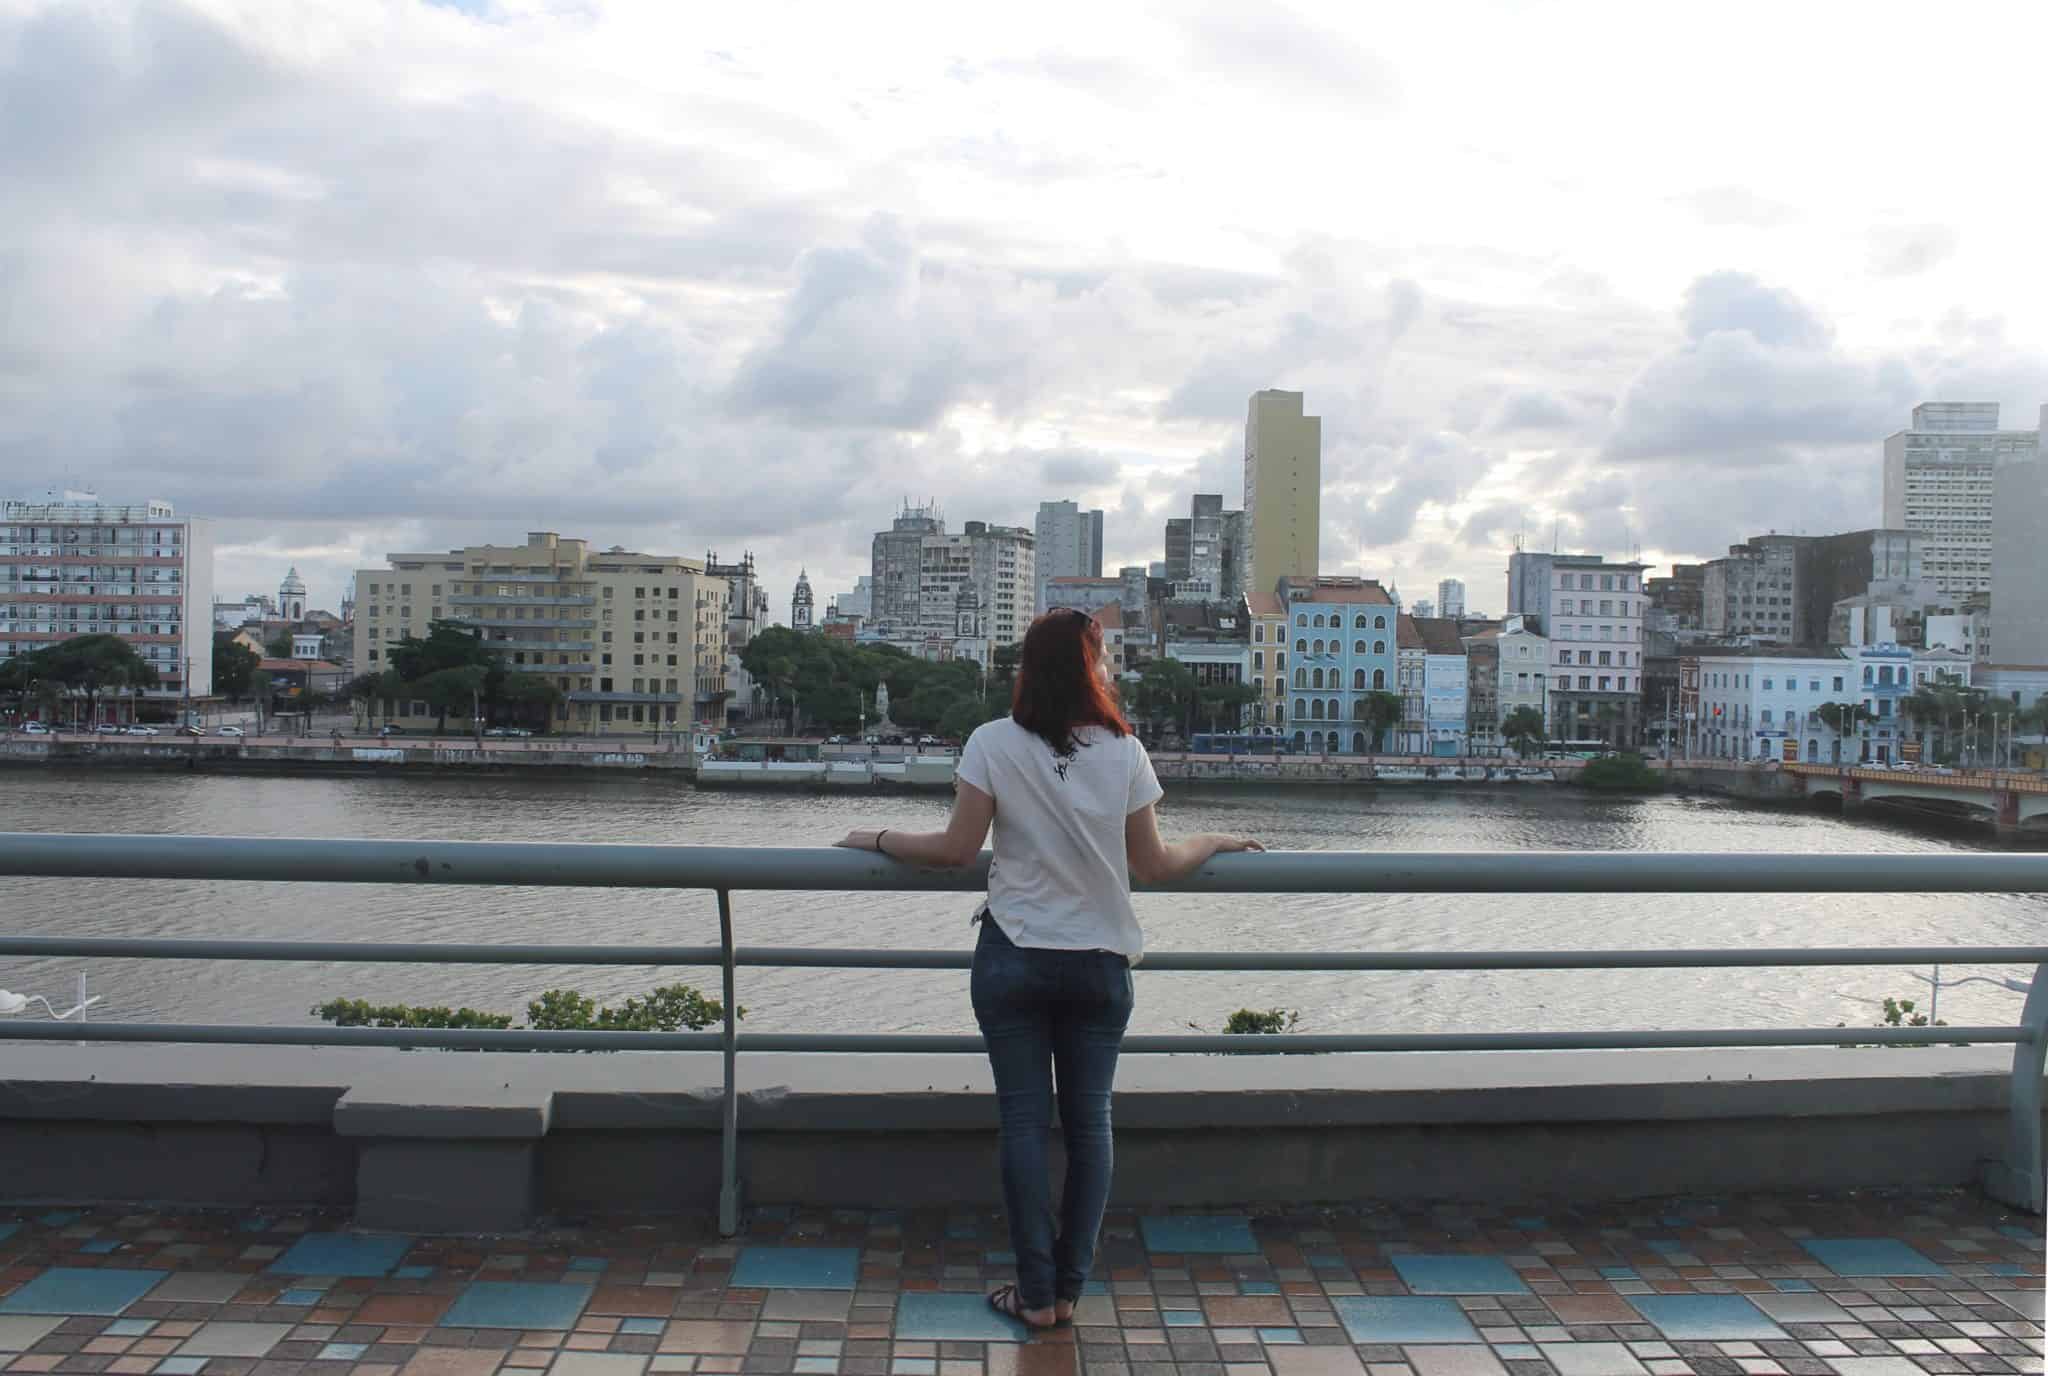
top-left (0, 1044), bottom-right (2035, 1220)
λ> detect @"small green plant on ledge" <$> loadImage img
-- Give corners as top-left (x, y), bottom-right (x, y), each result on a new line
top-left (1223, 1007), bottom-right (1300, 1035)
top-left (1578, 752), bottom-right (1662, 792)
top-left (1835, 996), bottom-right (1966, 1049)
top-left (312, 983), bottom-right (740, 1041)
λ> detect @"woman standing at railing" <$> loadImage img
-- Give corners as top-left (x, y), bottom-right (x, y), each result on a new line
top-left (837, 607), bottom-right (1262, 1330)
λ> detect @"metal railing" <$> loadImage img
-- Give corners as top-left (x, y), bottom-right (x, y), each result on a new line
top-left (2, 834), bottom-right (2047, 1232)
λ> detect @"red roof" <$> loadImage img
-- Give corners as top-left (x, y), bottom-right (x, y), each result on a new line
top-left (1091, 603), bottom-right (1126, 631)
top-left (258, 658), bottom-right (342, 671)
top-left (1244, 589), bottom-right (1284, 617)
top-left (1279, 577), bottom-right (1395, 605)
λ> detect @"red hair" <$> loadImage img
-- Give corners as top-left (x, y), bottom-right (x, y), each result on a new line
top-left (1011, 608), bottom-right (1131, 754)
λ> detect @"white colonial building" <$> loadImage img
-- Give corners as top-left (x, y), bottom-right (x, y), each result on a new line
top-left (1687, 644), bottom-right (1974, 765)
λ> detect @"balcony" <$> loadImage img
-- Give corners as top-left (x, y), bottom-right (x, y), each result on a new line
top-left (478, 639), bottom-right (596, 653)
top-left (447, 594), bottom-right (596, 607)
top-left (566, 690), bottom-right (683, 704)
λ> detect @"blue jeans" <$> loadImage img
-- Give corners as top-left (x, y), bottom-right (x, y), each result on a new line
top-left (970, 915), bottom-right (1134, 1310)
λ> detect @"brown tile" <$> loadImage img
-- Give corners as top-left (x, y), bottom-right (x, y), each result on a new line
top-left (1266, 1346), bottom-right (1364, 1376)
top-left (357, 1295), bottom-right (455, 1327)
top-left (986, 1344), bottom-right (1078, 1376)
top-left (658, 1323), bottom-right (753, 1356)
top-left (1404, 1347), bottom-right (1506, 1376)
top-left (1544, 1295), bottom-right (1642, 1325)
top-left (1204, 1297), bottom-right (1294, 1326)
top-left (399, 1351), bottom-right (504, 1376)
top-left (587, 1289), bottom-right (676, 1320)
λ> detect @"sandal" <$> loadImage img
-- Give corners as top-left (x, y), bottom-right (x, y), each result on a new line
top-left (987, 1284), bottom-right (1055, 1329)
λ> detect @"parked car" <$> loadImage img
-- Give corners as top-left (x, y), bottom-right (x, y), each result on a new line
top-left (483, 727), bottom-right (510, 737)
top-left (20, 721), bottom-right (52, 735)
top-left (177, 725), bottom-right (204, 737)
top-left (378, 724), bottom-right (406, 736)
top-left (862, 735), bottom-right (880, 745)
top-left (504, 727), bottom-right (532, 737)
top-left (123, 724), bottom-right (161, 736)
top-left (93, 723), bottom-right (124, 734)
top-left (917, 734), bottom-right (940, 747)
top-left (826, 734), bottom-right (849, 745)
top-left (216, 725), bottom-right (246, 737)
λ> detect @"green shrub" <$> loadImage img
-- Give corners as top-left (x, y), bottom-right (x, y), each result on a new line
top-left (1223, 1007), bottom-right (1300, 1035)
top-left (311, 998), bottom-right (513, 1029)
top-left (313, 982), bottom-right (739, 1042)
top-left (1578, 752), bottom-right (1661, 791)
top-left (1835, 996), bottom-right (1964, 1049)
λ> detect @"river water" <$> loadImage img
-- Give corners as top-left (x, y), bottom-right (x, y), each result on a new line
top-left (0, 770), bottom-right (2042, 1038)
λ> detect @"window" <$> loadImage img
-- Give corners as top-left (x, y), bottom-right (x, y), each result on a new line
top-left (1311, 668), bottom-right (1324, 689)
top-left (1253, 651), bottom-right (1263, 671)
top-left (1295, 614), bottom-right (1307, 627)
top-left (1294, 668), bottom-right (1306, 688)
top-left (1598, 676), bottom-right (1611, 691)
top-left (1833, 676), bottom-right (1845, 691)
top-left (1763, 678), bottom-right (1774, 691)
top-left (1601, 575), bottom-right (1614, 591)
top-left (1313, 639), bottom-right (1324, 654)
top-left (1295, 638), bottom-right (1306, 652)
top-left (1598, 651), bottom-right (1611, 666)
top-left (1374, 615), bottom-right (1387, 629)
top-left (1373, 639), bottom-right (1385, 655)
top-left (1355, 640), bottom-right (1366, 653)
top-left (1372, 669), bottom-right (1386, 690)
top-left (1313, 614), bottom-right (1325, 628)
top-left (1295, 697), bottom-right (1306, 716)
top-left (1355, 614), bottom-right (1368, 629)
top-left (1578, 675), bottom-right (1591, 690)
top-left (1353, 669), bottom-right (1365, 690)
top-left (1255, 624), bottom-right (1265, 642)
top-left (1557, 647), bottom-right (1569, 662)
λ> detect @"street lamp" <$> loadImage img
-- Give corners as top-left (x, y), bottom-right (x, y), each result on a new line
top-left (1909, 967), bottom-right (2033, 1026)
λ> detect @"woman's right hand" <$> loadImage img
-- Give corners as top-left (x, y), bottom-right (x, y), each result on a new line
top-left (1211, 835), bottom-right (1265, 854)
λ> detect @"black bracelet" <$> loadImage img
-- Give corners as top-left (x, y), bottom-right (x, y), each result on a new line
top-left (876, 829), bottom-right (889, 856)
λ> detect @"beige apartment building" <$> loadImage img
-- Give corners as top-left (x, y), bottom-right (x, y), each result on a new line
top-left (351, 531), bottom-right (728, 736)
top-left (1243, 390), bottom-right (1321, 595)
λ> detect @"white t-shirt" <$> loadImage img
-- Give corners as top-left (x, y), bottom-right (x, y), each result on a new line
top-left (955, 716), bottom-right (1164, 960)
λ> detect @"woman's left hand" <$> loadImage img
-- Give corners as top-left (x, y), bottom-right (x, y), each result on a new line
top-left (834, 828), bottom-right (884, 852)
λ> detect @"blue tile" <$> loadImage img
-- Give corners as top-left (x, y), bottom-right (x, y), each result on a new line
top-left (1629, 1294), bottom-right (1787, 1340)
top-left (267, 1232), bottom-right (414, 1278)
top-left (1307, 1254), bottom-right (1346, 1268)
top-left (80, 1239), bottom-right (122, 1254)
top-left (393, 1265), bottom-right (434, 1280)
top-left (36, 1211), bottom-right (81, 1227)
top-left (893, 1291), bottom-right (1028, 1342)
top-left (442, 1281), bottom-right (592, 1330)
top-left (1163, 1310), bottom-right (1204, 1327)
top-left (1390, 1255), bottom-right (1530, 1296)
top-left (1987, 1263), bottom-right (2030, 1277)
top-left (1645, 1240), bottom-right (1686, 1256)
top-left (157, 1361), bottom-right (209, 1376)
top-left (1333, 1296), bottom-right (1480, 1344)
top-left (1998, 1225), bottom-right (2042, 1242)
top-left (318, 1345), bottom-right (369, 1362)
top-left (569, 1257), bottom-right (610, 1272)
top-left (237, 1216), bottom-right (272, 1233)
top-left (1598, 1267), bottom-right (1636, 1280)
top-left (730, 1247), bottom-right (860, 1291)
top-left (1497, 1345), bottom-right (1540, 1360)
top-left (987, 1251), bottom-right (1015, 1265)
top-left (794, 1361), bottom-right (838, 1375)
top-left (892, 1362), bottom-right (936, 1376)
top-left (1257, 1328), bottom-right (1303, 1344)
top-left (104, 1320), bottom-right (155, 1336)
top-left (1238, 1280), bottom-right (1280, 1295)
top-left (279, 1288), bottom-right (326, 1306)
top-left (1510, 1218), bottom-right (1548, 1231)
top-left (0, 1223), bottom-right (18, 1244)
top-left (0, 1267), bottom-right (162, 1316)
top-left (1772, 1279), bottom-right (1816, 1292)
top-left (945, 1223), bottom-right (980, 1239)
top-left (620, 1318), bottom-right (665, 1335)
top-left (1140, 1215), bottom-right (1259, 1255)
top-left (1799, 1238), bottom-right (1948, 1277)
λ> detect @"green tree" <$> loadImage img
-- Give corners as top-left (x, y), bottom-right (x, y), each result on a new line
top-left (388, 619), bottom-right (495, 682)
top-left (1130, 657), bottom-right (1196, 740)
top-left (1501, 705), bottom-right (1546, 756)
top-left (265, 630), bottom-right (294, 660)
top-left (1815, 700), bottom-right (1873, 762)
top-left (1356, 690), bottom-right (1403, 751)
top-left (417, 664), bottom-right (489, 733)
top-left (24, 634), bottom-right (161, 726)
top-left (495, 670), bottom-right (565, 731)
top-left (1196, 680), bottom-right (1261, 735)
top-left (213, 633), bottom-right (260, 700)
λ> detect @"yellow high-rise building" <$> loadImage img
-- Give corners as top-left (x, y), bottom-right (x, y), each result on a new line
top-left (1243, 390), bottom-right (1320, 593)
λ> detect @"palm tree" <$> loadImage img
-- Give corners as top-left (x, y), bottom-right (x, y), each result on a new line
top-left (1902, 686), bottom-right (1944, 760)
top-left (1501, 705), bottom-right (1546, 757)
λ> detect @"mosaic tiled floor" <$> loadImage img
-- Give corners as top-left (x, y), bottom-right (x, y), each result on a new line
top-left (0, 1191), bottom-right (2040, 1376)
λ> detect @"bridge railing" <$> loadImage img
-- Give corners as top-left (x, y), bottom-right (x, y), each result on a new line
top-left (2, 834), bottom-right (2046, 1232)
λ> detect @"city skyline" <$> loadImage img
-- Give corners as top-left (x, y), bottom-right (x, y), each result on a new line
top-left (2, 2), bottom-right (2045, 617)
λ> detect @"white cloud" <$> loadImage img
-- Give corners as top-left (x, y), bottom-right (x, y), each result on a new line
top-left (1, 0), bottom-right (2045, 619)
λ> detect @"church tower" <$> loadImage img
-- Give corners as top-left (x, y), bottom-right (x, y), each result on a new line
top-left (791, 569), bottom-right (814, 631)
top-left (279, 566), bottom-right (307, 622)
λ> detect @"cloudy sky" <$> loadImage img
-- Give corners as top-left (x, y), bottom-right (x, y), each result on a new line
top-left (4, 0), bottom-right (2045, 620)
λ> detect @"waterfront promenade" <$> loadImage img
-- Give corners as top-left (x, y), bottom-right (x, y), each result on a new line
top-left (0, 1191), bottom-right (2037, 1374)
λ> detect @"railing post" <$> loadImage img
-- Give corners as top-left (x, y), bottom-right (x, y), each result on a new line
top-left (1984, 962), bottom-right (2048, 1214)
top-left (716, 888), bottom-right (743, 1237)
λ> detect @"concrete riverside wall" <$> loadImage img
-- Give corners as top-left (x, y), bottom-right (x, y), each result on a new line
top-left (0, 1045), bottom-right (2034, 1229)
top-left (0, 738), bottom-right (686, 776)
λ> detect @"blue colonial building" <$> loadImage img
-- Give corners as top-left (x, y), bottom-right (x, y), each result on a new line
top-left (1277, 575), bottom-right (1401, 754)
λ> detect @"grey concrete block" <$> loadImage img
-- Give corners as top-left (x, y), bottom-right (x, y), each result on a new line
top-left (356, 1138), bottom-right (537, 1233)
top-left (334, 1082), bottom-right (552, 1139)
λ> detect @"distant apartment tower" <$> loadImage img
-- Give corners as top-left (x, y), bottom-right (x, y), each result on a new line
top-left (352, 531), bottom-right (728, 735)
top-left (871, 501), bottom-right (944, 628)
top-left (1991, 430), bottom-right (2048, 665)
top-left (1436, 578), bottom-right (1465, 619)
top-left (0, 494), bottom-right (215, 713)
top-left (1506, 551), bottom-right (1646, 747)
top-left (1701, 535), bottom-right (1806, 642)
top-left (1164, 494), bottom-right (1244, 602)
top-left (1883, 403), bottom-right (2040, 599)
top-left (917, 521), bottom-right (1035, 652)
top-left (1032, 500), bottom-right (1104, 613)
top-left (1243, 390), bottom-right (1320, 594)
